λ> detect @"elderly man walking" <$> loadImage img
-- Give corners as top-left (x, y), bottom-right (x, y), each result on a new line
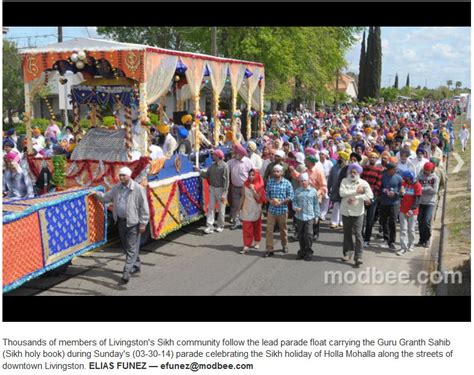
top-left (90, 167), bottom-right (150, 283)
top-left (293, 173), bottom-right (320, 261)
top-left (227, 143), bottom-right (255, 229)
top-left (339, 163), bottom-right (374, 267)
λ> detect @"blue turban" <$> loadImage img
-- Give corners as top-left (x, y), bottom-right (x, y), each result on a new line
top-left (348, 163), bottom-right (363, 175)
top-left (355, 142), bottom-right (365, 151)
top-left (374, 145), bottom-right (385, 154)
top-left (177, 126), bottom-right (188, 139)
top-left (6, 128), bottom-right (15, 136)
top-left (3, 139), bottom-right (15, 148)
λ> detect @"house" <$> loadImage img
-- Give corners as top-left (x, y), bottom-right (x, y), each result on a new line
top-left (326, 73), bottom-right (358, 101)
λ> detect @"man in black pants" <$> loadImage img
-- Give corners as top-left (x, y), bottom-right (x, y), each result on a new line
top-left (379, 162), bottom-right (403, 250)
top-left (91, 167), bottom-right (150, 283)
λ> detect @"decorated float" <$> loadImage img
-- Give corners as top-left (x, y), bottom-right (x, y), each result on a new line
top-left (3, 38), bottom-right (265, 292)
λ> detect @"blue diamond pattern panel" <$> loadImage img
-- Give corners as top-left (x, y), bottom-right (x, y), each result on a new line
top-left (44, 196), bottom-right (88, 255)
top-left (179, 177), bottom-right (202, 220)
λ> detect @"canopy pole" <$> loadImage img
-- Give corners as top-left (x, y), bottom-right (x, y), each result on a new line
top-left (24, 83), bottom-right (33, 154)
top-left (193, 95), bottom-right (200, 169)
top-left (124, 103), bottom-right (133, 160)
top-left (139, 82), bottom-right (148, 122)
top-left (259, 83), bottom-right (264, 136)
top-left (231, 88), bottom-right (237, 142)
top-left (213, 92), bottom-right (220, 146)
top-left (246, 82), bottom-right (252, 141)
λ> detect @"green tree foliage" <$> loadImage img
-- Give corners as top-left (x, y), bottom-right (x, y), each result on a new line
top-left (380, 87), bottom-right (399, 102)
top-left (447, 80), bottom-right (453, 90)
top-left (97, 27), bottom-right (360, 105)
top-left (3, 40), bottom-right (24, 126)
top-left (455, 81), bottom-right (462, 89)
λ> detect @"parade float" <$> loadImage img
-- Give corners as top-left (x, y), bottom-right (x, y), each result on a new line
top-left (3, 38), bottom-right (265, 292)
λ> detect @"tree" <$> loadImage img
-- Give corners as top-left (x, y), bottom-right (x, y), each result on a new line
top-left (393, 73), bottom-right (399, 89)
top-left (405, 74), bottom-right (410, 87)
top-left (446, 80), bottom-right (453, 90)
top-left (357, 29), bottom-right (366, 101)
top-left (372, 27), bottom-right (382, 98)
top-left (3, 40), bottom-right (24, 126)
top-left (455, 81), bottom-right (462, 89)
top-left (380, 87), bottom-right (399, 102)
top-left (364, 26), bottom-right (382, 100)
top-left (97, 27), bottom-right (361, 106)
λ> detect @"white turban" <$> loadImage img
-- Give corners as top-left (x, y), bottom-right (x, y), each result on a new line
top-left (299, 172), bottom-right (309, 181)
top-left (273, 164), bottom-right (284, 172)
top-left (295, 152), bottom-right (305, 164)
top-left (119, 167), bottom-right (132, 177)
top-left (275, 150), bottom-right (285, 158)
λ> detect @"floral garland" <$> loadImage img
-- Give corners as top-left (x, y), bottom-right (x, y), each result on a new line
top-left (52, 155), bottom-right (67, 189)
top-left (152, 182), bottom-right (179, 237)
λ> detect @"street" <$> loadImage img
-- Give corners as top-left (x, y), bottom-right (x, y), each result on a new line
top-left (8, 211), bottom-right (439, 296)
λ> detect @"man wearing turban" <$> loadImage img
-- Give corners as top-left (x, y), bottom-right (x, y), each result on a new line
top-left (227, 143), bottom-right (255, 230)
top-left (379, 161), bottom-right (403, 251)
top-left (327, 150), bottom-right (350, 228)
top-left (156, 123), bottom-right (177, 158)
top-left (339, 163), bottom-right (373, 267)
top-left (416, 162), bottom-right (440, 248)
top-left (3, 151), bottom-right (35, 200)
top-left (90, 167), bottom-right (150, 283)
top-left (198, 149), bottom-right (230, 234)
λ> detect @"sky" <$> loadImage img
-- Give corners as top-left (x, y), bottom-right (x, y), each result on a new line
top-left (3, 26), bottom-right (471, 89)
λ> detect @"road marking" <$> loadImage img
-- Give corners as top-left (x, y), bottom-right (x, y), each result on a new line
top-left (451, 152), bottom-right (464, 173)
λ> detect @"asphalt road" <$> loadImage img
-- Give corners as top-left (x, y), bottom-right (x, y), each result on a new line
top-left (8, 208), bottom-right (439, 296)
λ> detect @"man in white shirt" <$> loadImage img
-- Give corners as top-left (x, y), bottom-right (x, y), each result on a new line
top-left (156, 123), bottom-right (177, 158)
top-left (149, 142), bottom-right (164, 160)
top-left (412, 148), bottom-right (428, 176)
top-left (339, 163), bottom-right (374, 267)
top-left (247, 141), bottom-right (263, 170)
top-left (318, 150), bottom-right (333, 220)
top-left (397, 149), bottom-right (416, 174)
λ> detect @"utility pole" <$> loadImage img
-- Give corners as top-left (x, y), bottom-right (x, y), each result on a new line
top-left (211, 27), bottom-right (217, 56)
top-left (58, 26), bottom-right (63, 42)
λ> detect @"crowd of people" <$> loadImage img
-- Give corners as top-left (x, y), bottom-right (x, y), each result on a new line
top-left (2, 98), bottom-right (468, 267)
top-left (193, 99), bottom-right (464, 266)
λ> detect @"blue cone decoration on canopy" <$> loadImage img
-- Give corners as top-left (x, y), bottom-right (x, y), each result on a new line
top-left (244, 68), bottom-right (253, 78)
top-left (176, 59), bottom-right (187, 74)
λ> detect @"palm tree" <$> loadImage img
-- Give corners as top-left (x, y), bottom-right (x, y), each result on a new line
top-left (447, 80), bottom-right (453, 90)
top-left (455, 81), bottom-right (462, 90)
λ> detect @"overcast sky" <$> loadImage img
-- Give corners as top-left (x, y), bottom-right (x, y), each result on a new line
top-left (4, 26), bottom-right (471, 89)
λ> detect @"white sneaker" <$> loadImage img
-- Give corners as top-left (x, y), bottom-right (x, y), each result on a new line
top-left (215, 227), bottom-right (224, 233)
top-left (396, 249), bottom-right (407, 256)
top-left (363, 241), bottom-right (370, 248)
top-left (240, 247), bottom-right (249, 254)
top-left (320, 216), bottom-right (326, 221)
top-left (203, 226), bottom-right (214, 234)
top-left (407, 246), bottom-right (415, 252)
